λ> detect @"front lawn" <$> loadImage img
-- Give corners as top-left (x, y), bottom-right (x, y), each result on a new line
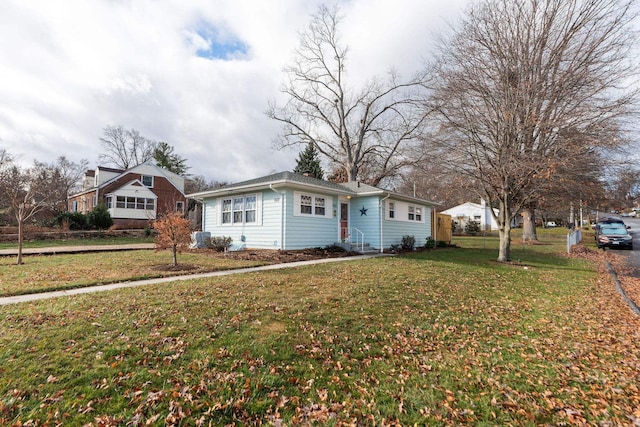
top-left (0, 236), bottom-right (155, 250)
top-left (0, 250), bottom-right (267, 297)
top-left (1, 239), bottom-right (638, 425)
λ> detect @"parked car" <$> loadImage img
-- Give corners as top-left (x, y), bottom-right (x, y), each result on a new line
top-left (546, 221), bottom-right (557, 228)
top-left (594, 217), bottom-right (628, 241)
top-left (596, 225), bottom-right (633, 250)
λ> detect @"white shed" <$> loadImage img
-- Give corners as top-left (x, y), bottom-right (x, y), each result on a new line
top-left (442, 200), bottom-right (498, 231)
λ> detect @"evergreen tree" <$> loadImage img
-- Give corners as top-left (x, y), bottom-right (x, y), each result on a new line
top-left (293, 142), bottom-right (324, 179)
top-left (87, 204), bottom-right (113, 230)
top-left (153, 142), bottom-right (189, 176)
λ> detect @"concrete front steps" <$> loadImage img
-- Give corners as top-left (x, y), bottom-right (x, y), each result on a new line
top-left (336, 242), bottom-right (380, 254)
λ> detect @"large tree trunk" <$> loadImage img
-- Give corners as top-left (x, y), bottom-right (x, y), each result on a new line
top-left (497, 197), bottom-right (512, 262)
top-left (17, 219), bottom-right (23, 265)
top-left (521, 204), bottom-right (538, 242)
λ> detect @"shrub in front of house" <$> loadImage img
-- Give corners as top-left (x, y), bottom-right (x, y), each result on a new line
top-left (205, 236), bottom-right (233, 252)
top-left (87, 204), bottom-right (114, 230)
top-left (56, 212), bottom-right (89, 230)
top-left (401, 235), bottom-right (416, 251)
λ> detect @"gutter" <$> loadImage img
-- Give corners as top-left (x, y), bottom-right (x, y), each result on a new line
top-left (269, 184), bottom-right (284, 250)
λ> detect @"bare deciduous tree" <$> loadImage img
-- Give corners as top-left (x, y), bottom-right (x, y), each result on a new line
top-left (99, 125), bottom-right (157, 170)
top-left (0, 162), bottom-right (52, 265)
top-left (32, 156), bottom-right (88, 213)
top-left (267, 4), bottom-right (429, 186)
top-left (425, 0), bottom-right (638, 261)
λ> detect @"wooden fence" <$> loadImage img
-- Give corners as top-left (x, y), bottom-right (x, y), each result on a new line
top-left (433, 213), bottom-right (452, 243)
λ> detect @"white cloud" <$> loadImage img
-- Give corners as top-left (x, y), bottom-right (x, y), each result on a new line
top-left (0, 0), bottom-right (467, 183)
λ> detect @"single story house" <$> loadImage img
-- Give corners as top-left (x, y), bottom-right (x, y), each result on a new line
top-left (188, 171), bottom-right (439, 252)
top-left (68, 162), bottom-right (187, 228)
top-left (442, 200), bottom-right (498, 231)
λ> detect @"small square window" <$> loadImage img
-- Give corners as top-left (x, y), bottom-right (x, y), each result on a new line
top-left (141, 175), bottom-right (154, 187)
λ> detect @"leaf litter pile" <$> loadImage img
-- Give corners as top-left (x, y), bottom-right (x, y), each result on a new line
top-left (1, 244), bottom-right (639, 426)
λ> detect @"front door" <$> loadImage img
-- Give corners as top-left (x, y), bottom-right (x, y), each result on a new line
top-left (340, 201), bottom-right (349, 240)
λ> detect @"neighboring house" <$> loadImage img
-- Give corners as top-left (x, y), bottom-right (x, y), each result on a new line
top-left (188, 171), bottom-right (438, 252)
top-left (68, 162), bottom-right (187, 228)
top-left (442, 200), bottom-right (498, 231)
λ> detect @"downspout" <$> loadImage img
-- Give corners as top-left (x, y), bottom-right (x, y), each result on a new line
top-left (433, 205), bottom-right (437, 245)
top-left (379, 194), bottom-right (391, 253)
top-left (201, 199), bottom-right (205, 232)
top-left (269, 185), bottom-right (284, 250)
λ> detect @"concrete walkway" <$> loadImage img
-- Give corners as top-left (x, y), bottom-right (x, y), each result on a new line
top-left (0, 253), bottom-right (387, 306)
top-left (0, 243), bottom-right (155, 256)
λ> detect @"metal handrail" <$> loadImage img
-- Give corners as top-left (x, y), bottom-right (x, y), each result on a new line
top-left (351, 227), bottom-right (364, 252)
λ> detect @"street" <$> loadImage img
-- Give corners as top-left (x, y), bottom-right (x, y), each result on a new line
top-left (604, 214), bottom-right (640, 276)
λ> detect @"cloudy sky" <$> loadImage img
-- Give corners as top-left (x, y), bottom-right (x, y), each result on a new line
top-left (0, 0), bottom-right (468, 184)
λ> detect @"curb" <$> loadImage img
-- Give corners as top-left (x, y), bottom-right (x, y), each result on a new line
top-left (605, 260), bottom-right (640, 316)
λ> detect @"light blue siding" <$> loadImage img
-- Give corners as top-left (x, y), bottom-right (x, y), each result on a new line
top-left (202, 191), bottom-right (283, 249)
top-left (202, 189), bottom-right (340, 250)
top-left (348, 196), bottom-right (381, 248)
top-left (380, 201), bottom-right (432, 249)
top-left (282, 189), bottom-right (339, 249)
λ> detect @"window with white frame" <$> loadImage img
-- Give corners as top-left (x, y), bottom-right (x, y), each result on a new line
top-left (233, 197), bottom-right (244, 222)
top-left (407, 204), bottom-right (423, 222)
top-left (387, 200), bottom-right (425, 223)
top-left (314, 197), bottom-right (326, 216)
top-left (176, 201), bottom-right (184, 213)
top-left (220, 194), bottom-right (259, 225)
top-left (141, 175), bottom-right (154, 187)
top-left (294, 191), bottom-right (331, 218)
top-left (221, 199), bottom-right (232, 224)
top-left (114, 196), bottom-right (155, 210)
top-left (300, 195), bottom-right (312, 214)
top-left (245, 195), bottom-right (256, 222)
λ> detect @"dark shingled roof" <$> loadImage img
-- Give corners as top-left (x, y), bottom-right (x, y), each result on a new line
top-left (211, 171), bottom-right (352, 193)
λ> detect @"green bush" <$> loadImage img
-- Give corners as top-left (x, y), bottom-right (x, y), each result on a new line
top-left (464, 221), bottom-right (481, 235)
top-left (87, 204), bottom-right (113, 230)
top-left (425, 237), bottom-right (436, 249)
top-left (205, 236), bottom-right (233, 252)
top-left (56, 212), bottom-right (88, 230)
top-left (401, 235), bottom-right (415, 251)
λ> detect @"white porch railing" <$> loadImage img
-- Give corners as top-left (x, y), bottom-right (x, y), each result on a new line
top-left (567, 228), bottom-right (582, 253)
top-left (343, 227), bottom-right (365, 252)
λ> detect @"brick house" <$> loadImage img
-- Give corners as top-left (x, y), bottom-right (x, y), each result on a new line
top-left (68, 162), bottom-right (187, 228)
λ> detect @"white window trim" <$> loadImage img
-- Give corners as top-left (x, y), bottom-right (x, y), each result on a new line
top-left (218, 193), bottom-right (262, 225)
top-left (386, 200), bottom-right (426, 223)
top-left (293, 191), bottom-right (332, 218)
top-left (141, 175), bottom-right (154, 188)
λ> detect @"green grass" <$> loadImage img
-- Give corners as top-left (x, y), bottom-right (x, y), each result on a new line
top-left (1, 236), bottom-right (638, 425)
top-left (0, 236), bottom-right (155, 250)
top-left (0, 250), bottom-right (267, 297)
